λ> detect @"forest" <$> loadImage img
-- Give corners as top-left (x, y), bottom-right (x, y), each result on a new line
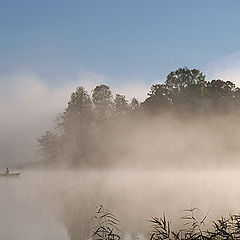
top-left (37, 67), bottom-right (240, 168)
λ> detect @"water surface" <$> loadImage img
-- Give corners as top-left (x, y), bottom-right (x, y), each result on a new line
top-left (1, 169), bottom-right (239, 239)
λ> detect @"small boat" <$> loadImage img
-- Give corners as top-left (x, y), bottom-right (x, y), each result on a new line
top-left (0, 172), bottom-right (21, 177)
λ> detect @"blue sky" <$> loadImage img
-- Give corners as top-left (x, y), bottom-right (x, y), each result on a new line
top-left (1, 0), bottom-right (240, 86)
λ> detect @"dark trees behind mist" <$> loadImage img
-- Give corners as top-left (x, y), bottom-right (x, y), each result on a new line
top-left (37, 67), bottom-right (240, 167)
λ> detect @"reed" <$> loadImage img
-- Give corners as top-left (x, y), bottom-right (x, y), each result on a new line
top-left (90, 205), bottom-right (122, 240)
top-left (89, 206), bottom-right (240, 240)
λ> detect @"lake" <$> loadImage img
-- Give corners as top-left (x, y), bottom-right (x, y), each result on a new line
top-left (1, 169), bottom-right (239, 239)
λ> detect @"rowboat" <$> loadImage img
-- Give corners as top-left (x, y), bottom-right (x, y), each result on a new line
top-left (0, 172), bottom-right (21, 177)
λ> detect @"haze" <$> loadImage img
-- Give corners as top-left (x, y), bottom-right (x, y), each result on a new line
top-left (2, 1), bottom-right (240, 240)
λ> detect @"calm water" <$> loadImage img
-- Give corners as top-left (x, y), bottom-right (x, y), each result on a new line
top-left (1, 169), bottom-right (240, 239)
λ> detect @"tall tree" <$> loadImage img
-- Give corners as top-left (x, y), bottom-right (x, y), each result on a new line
top-left (37, 67), bottom-right (240, 168)
top-left (59, 86), bottom-right (94, 165)
top-left (130, 97), bottom-right (141, 111)
top-left (165, 67), bottom-right (206, 92)
top-left (37, 131), bottom-right (58, 161)
top-left (207, 79), bottom-right (237, 110)
top-left (165, 67), bottom-right (207, 107)
top-left (62, 86), bottom-right (93, 131)
top-left (142, 84), bottom-right (172, 112)
top-left (92, 85), bottom-right (113, 119)
top-left (114, 94), bottom-right (129, 115)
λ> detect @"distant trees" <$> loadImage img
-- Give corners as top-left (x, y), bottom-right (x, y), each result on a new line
top-left (37, 84), bottom-right (139, 166)
top-left (143, 84), bottom-right (172, 112)
top-left (166, 68), bottom-right (206, 109)
top-left (130, 97), bottom-right (140, 111)
top-left (92, 84), bottom-right (113, 120)
top-left (165, 67), bottom-right (206, 91)
top-left (37, 131), bottom-right (58, 161)
top-left (114, 94), bottom-right (128, 114)
top-left (206, 79), bottom-right (240, 108)
top-left (63, 86), bottom-right (93, 131)
top-left (143, 67), bottom-right (208, 112)
top-left (37, 67), bottom-right (240, 167)
top-left (143, 67), bottom-right (240, 113)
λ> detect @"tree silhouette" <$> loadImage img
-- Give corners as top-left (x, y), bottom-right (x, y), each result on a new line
top-left (114, 94), bottom-right (129, 115)
top-left (37, 67), bottom-right (240, 167)
top-left (92, 85), bottom-right (113, 120)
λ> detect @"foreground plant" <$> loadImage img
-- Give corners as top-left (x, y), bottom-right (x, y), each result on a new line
top-left (149, 208), bottom-right (208, 240)
top-left (89, 205), bottom-right (240, 240)
top-left (149, 208), bottom-right (240, 240)
top-left (90, 204), bottom-right (122, 240)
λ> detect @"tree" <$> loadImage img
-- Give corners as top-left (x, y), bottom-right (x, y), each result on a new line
top-left (233, 87), bottom-right (240, 107)
top-left (207, 79), bottom-right (236, 107)
top-left (36, 67), bottom-right (240, 168)
top-left (62, 86), bottom-right (93, 131)
top-left (114, 94), bottom-right (129, 114)
top-left (142, 68), bottom-right (207, 112)
top-left (37, 131), bottom-right (58, 161)
top-left (164, 67), bottom-right (208, 110)
top-left (92, 85), bottom-right (113, 119)
top-left (130, 97), bottom-right (141, 111)
top-left (142, 84), bottom-right (172, 112)
top-left (57, 87), bottom-right (94, 165)
top-left (165, 67), bottom-right (206, 92)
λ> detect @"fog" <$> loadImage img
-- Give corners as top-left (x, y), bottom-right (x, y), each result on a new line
top-left (2, 74), bottom-right (240, 240)
top-left (0, 74), bottom-right (74, 167)
top-left (0, 172), bottom-right (68, 240)
top-left (0, 72), bottom-right (148, 167)
top-left (59, 112), bottom-right (240, 170)
top-left (1, 169), bottom-right (240, 240)
top-left (2, 113), bottom-right (240, 239)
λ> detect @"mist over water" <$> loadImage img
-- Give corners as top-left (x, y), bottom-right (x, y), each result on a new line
top-left (3, 112), bottom-right (240, 239)
top-left (0, 172), bottom-right (68, 240)
top-left (3, 72), bottom-right (240, 240)
top-left (2, 169), bottom-right (240, 240)
top-left (2, 0), bottom-right (240, 238)
top-left (3, 108), bottom-right (240, 240)
top-left (55, 169), bottom-right (240, 237)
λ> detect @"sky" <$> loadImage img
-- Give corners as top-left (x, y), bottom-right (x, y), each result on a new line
top-left (1, 0), bottom-right (240, 165)
top-left (1, 0), bottom-right (240, 86)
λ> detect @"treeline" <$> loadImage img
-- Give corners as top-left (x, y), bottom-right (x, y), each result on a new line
top-left (37, 67), bottom-right (240, 167)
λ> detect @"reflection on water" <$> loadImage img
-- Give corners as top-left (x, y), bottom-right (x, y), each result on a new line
top-left (1, 169), bottom-right (240, 240)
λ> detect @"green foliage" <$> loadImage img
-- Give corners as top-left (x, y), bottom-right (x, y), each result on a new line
top-left (143, 67), bottom-right (208, 112)
top-left (143, 84), bottom-right (172, 112)
top-left (165, 67), bottom-right (206, 92)
top-left (206, 80), bottom-right (239, 108)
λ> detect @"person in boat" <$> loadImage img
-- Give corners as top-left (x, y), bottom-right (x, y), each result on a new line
top-left (1, 168), bottom-right (10, 175)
